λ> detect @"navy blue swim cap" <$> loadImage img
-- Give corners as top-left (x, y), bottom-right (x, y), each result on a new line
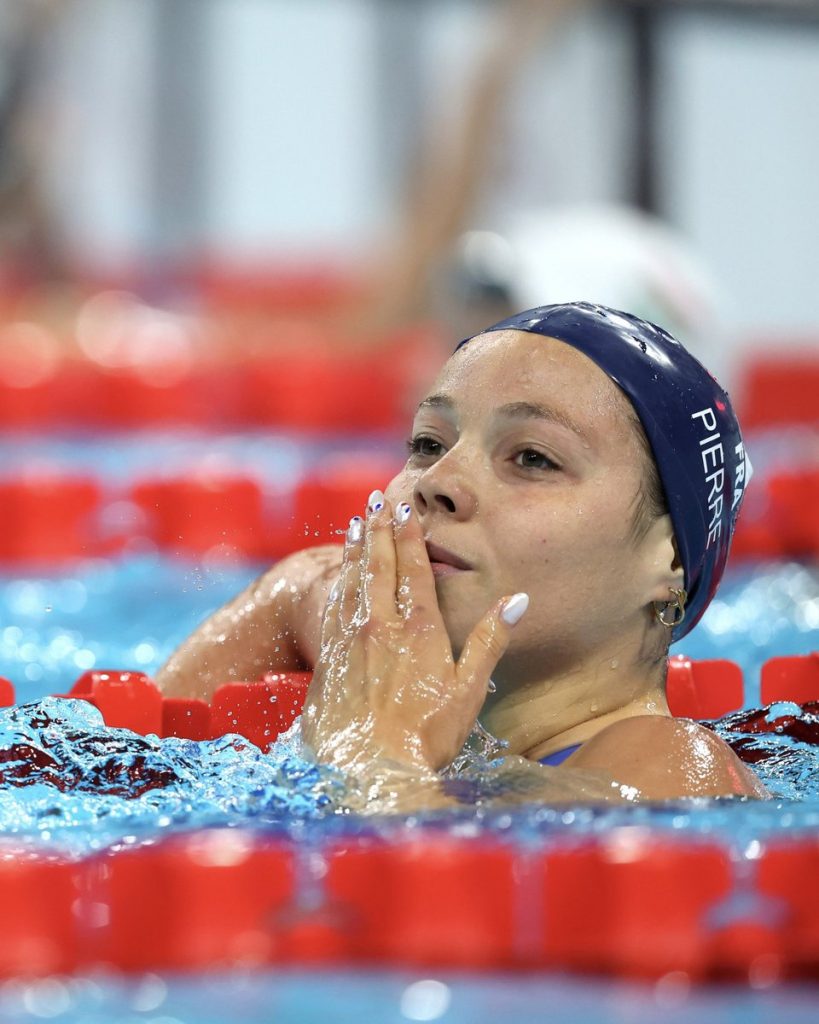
top-left (456, 301), bottom-right (751, 641)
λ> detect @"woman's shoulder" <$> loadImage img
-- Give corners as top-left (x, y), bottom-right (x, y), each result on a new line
top-left (257, 543), bottom-right (344, 664)
top-left (564, 713), bottom-right (769, 800)
top-left (255, 544), bottom-right (344, 603)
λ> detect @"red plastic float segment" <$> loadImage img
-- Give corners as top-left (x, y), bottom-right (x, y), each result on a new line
top-left (287, 458), bottom-right (403, 550)
top-left (0, 475), bottom-right (101, 563)
top-left (70, 670), bottom-right (162, 735)
top-left (210, 674), bottom-right (311, 750)
top-left (103, 833), bottom-right (295, 971)
top-left (67, 363), bottom-right (212, 429)
top-left (130, 474), bottom-right (270, 560)
top-left (0, 855), bottom-right (85, 976)
top-left (224, 324), bottom-right (437, 432)
top-left (540, 835), bottom-right (733, 978)
top-left (767, 470), bottom-right (819, 558)
top-left (738, 348), bottom-right (819, 430)
top-left (757, 841), bottom-right (819, 976)
top-left (233, 353), bottom-right (402, 432)
top-left (666, 656), bottom-right (744, 719)
top-left (162, 697), bottom-right (213, 741)
top-left (760, 654), bottom-right (819, 706)
top-left (731, 469), bottom-right (819, 561)
top-left (0, 677), bottom-right (15, 707)
top-left (0, 323), bottom-right (77, 429)
top-left (323, 837), bottom-right (519, 968)
top-left (57, 671), bottom-right (312, 746)
top-left (210, 682), bottom-right (281, 750)
top-left (46, 657), bottom-right (819, 750)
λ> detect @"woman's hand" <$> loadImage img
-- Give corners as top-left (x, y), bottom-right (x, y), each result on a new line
top-left (301, 491), bottom-right (528, 775)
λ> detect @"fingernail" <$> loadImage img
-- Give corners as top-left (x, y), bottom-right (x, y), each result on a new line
top-left (367, 489), bottom-right (384, 514)
top-left (500, 592), bottom-right (529, 626)
top-left (347, 516), bottom-right (363, 543)
top-left (395, 502), bottom-right (412, 525)
top-left (328, 580), bottom-right (341, 604)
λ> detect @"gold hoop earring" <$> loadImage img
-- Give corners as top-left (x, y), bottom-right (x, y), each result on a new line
top-left (654, 587), bottom-right (687, 629)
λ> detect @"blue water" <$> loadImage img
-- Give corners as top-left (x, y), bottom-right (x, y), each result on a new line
top-left (1, 971), bottom-right (818, 1024)
top-left (0, 553), bottom-right (261, 702)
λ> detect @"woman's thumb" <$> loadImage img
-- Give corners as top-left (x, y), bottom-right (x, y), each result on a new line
top-left (456, 592), bottom-right (529, 690)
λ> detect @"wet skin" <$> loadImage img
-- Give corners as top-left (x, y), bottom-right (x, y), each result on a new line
top-left (157, 331), bottom-right (768, 803)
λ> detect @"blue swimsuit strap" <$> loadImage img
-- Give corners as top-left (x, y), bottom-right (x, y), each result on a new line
top-left (538, 743), bottom-right (582, 767)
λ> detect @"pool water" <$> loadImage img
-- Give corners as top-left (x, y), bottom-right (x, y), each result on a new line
top-left (2, 970), bottom-right (819, 1024)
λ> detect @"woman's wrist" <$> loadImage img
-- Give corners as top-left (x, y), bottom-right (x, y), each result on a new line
top-left (304, 714), bottom-right (436, 776)
top-left (342, 758), bottom-right (455, 814)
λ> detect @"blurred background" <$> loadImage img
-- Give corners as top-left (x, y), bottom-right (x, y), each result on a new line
top-left (0, 0), bottom-right (817, 704)
top-left (3, 1), bottom-right (819, 358)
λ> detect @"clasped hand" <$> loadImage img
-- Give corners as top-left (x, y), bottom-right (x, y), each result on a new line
top-left (301, 491), bottom-right (528, 776)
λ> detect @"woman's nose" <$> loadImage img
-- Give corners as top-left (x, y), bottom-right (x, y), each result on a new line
top-left (413, 458), bottom-right (478, 521)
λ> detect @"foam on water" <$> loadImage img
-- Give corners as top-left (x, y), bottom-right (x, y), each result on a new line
top-left (0, 698), bottom-right (344, 855)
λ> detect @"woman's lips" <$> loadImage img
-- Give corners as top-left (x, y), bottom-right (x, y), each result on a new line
top-left (425, 541), bottom-right (473, 577)
top-left (430, 562), bottom-right (467, 578)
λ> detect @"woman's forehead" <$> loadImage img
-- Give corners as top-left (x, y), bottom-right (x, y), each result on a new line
top-left (429, 330), bottom-right (634, 432)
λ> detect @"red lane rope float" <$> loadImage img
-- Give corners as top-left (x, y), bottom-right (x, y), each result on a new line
top-left (54, 656), bottom-right (765, 748)
top-left (130, 474), bottom-right (272, 561)
top-left (0, 322), bottom-right (436, 432)
top-left (0, 475), bottom-right (104, 565)
top-left (0, 853), bottom-right (85, 977)
top-left (665, 656), bottom-right (744, 719)
top-left (65, 363), bottom-right (215, 429)
top-left (1, 831), bottom-right (819, 980)
top-left (65, 670), bottom-right (312, 747)
top-left (1, 462), bottom-right (816, 565)
top-left (0, 462), bottom-right (401, 564)
top-left (288, 457), bottom-right (404, 552)
top-left (761, 654), bottom-right (819, 705)
top-left (738, 347), bottom-right (819, 431)
top-left (732, 468), bottom-right (819, 562)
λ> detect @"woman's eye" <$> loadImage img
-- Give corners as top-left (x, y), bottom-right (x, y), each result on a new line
top-left (514, 448), bottom-right (559, 471)
top-left (406, 435), bottom-right (444, 459)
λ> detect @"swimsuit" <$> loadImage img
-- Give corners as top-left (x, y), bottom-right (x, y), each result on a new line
top-left (538, 743), bottom-right (582, 767)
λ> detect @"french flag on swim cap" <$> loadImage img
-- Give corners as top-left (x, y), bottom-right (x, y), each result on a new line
top-left (456, 302), bottom-right (752, 641)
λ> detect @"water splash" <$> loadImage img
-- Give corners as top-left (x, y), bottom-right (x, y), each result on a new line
top-left (3, 696), bottom-right (819, 856)
top-left (0, 698), bottom-right (345, 854)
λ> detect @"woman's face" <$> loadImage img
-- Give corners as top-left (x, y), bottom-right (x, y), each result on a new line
top-left (384, 329), bottom-right (673, 675)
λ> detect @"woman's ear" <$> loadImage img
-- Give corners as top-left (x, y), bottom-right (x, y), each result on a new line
top-left (641, 514), bottom-right (685, 604)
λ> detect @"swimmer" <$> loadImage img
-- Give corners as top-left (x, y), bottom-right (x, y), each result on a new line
top-left (157, 302), bottom-right (768, 808)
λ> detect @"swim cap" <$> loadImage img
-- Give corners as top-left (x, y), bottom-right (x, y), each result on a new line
top-left (456, 301), bottom-right (752, 641)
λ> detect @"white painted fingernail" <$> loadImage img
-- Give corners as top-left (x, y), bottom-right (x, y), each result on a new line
top-left (500, 593), bottom-right (529, 626)
top-left (367, 489), bottom-right (384, 514)
top-left (395, 502), bottom-right (412, 525)
top-left (347, 516), bottom-right (363, 543)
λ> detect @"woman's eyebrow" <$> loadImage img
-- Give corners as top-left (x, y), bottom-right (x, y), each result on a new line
top-left (496, 401), bottom-right (591, 442)
top-left (416, 394), bottom-right (456, 415)
top-left (416, 396), bottom-right (591, 443)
